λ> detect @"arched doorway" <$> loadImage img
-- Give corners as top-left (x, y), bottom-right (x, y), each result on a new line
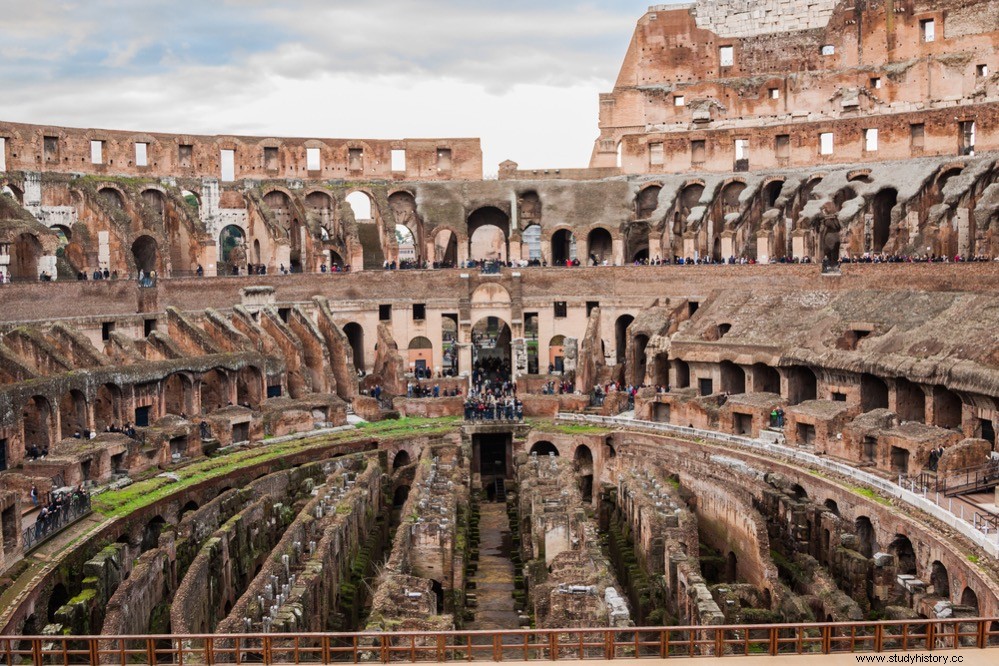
top-left (165, 374), bottom-right (193, 416)
top-left (530, 441), bottom-right (559, 457)
top-left (58, 390), bottom-right (88, 439)
top-left (574, 445), bottom-right (594, 502)
top-left (633, 334), bottom-right (650, 386)
top-left (395, 225), bottom-right (417, 266)
top-left (94, 384), bottom-right (121, 431)
top-left (200, 369), bottom-right (227, 414)
top-left (347, 191), bottom-right (383, 269)
top-left (636, 185), bottom-right (661, 220)
top-left (548, 335), bottom-right (566, 374)
top-left (871, 189), bottom-right (897, 252)
top-left (344, 323), bottom-right (365, 373)
top-left (434, 229), bottom-right (458, 267)
top-left (888, 534), bottom-right (916, 575)
top-left (392, 450), bottom-right (412, 469)
top-left (522, 224), bottom-right (542, 263)
top-left (236, 367), bottom-right (263, 408)
top-left (98, 187), bottom-right (125, 211)
top-left (855, 516), bottom-right (877, 558)
top-left (218, 225), bottom-right (246, 274)
top-left (930, 561), bottom-right (950, 599)
top-left (468, 207), bottom-right (509, 263)
top-left (408, 336), bottom-right (433, 375)
top-left (587, 228), bottom-right (613, 265)
top-left (441, 316), bottom-right (458, 375)
top-left (131, 235), bottom-right (158, 274)
top-left (551, 229), bottom-right (576, 264)
top-left (389, 191), bottom-right (422, 266)
top-left (22, 395), bottom-right (53, 454)
top-left (615, 315), bottom-right (635, 365)
top-left (472, 317), bottom-right (512, 382)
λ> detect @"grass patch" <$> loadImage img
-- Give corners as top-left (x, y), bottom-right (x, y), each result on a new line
top-left (535, 420), bottom-right (612, 436)
top-left (968, 554), bottom-right (980, 564)
top-left (849, 486), bottom-right (891, 506)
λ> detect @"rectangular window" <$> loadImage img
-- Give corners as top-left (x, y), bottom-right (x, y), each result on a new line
top-left (348, 148), bottom-right (363, 170)
top-left (264, 146), bottom-right (279, 170)
top-left (413, 303), bottom-right (426, 321)
top-left (220, 149), bottom-right (235, 181)
top-left (649, 142), bottom-right (664, 167)
top-left (734, 138), bottom-right (749, 171)
top-left (960, 121), bottom-right (976, 155)
top-left (698, 378), bottom-right (714, 396)
top-left (719, 46), bottom-right (734, 67)
top-left (436, 148), bottom-right (452, 170)
top-left (144, 318), bottom-right (157, 337)
top-left (977, 64), bottom-right (989, 78)
top-left (910, 123), bottom-right (925, 149)
top-left (178, 144), bottom-right (193, 168)
top-left (135, 142), bottom-right (148, 167)
top-left (775, 134), bottom-right (791, 159)
top-left (379, 304), bottom-right (392, 321)
top-left (102, 321), bottom-right (115, 341)
top-left (674, 95), bottom-right (685, 107)
top-left (871, 77), bottom-right (882, 89)
top-left (44, 136), bottom-right (58, 163)
top-left (391, 149), bottom-right (406, 172)
top-left (554, 301), bottom-right (567, 318)
top-left (306, 147), bottom-right (321, 171)
top-left (864, 128), bottom-right (879, 152)
top-left (832, 392), bottom-right (847, 402)
top-left (0, 137), bottom-right (6, 171)
top-left (920, 19), bottom-right (935, 42)
top-left (691, 139), bottom-right (706, 165)
top-left (821, 44), bottom-right (835, 56)
top-left (586, 301), bottom-right (599, 316)
top-left (819, 132), bottom-right (834, 155)
top-left (769, 88), bottom-right (779, 99)
top-left (90, 140), bottom-right (104, 164)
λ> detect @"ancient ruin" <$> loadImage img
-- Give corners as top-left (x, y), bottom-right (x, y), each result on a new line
top-left (1, 0), bottom-right (999, 663)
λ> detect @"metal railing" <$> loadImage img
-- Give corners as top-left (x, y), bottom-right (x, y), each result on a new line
top-left (557, 413), bottom-right (999, 558)
top-left (935, 460), bottom-right (999, 497)
top-left (1, 618), bottom-right (996, 665)
top-left (21, 494), bottom-right (91, 553)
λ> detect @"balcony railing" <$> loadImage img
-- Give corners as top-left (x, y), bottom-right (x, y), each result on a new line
top-left (21, 494), bottom-right (91, 553)
top-left (1, 618), bottom-right (996, 665)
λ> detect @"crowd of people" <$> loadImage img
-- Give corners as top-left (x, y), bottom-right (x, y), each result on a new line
top-left (30, 485), bottom-right (90, 541)
top-left (540, 379), bottom-right (574, 395)
top-left (463, 391), bottom-right (524, 421)
top-left (406, 383), bottom-right (462, 398)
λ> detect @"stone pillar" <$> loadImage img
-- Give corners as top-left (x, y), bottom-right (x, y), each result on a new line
top-left (682, 237), bottom-right (697, 260)
top-left (612, 238), bottom-right (625, 266)
top-left (648, 230), bottom-right (662, 261)
top-left (512, 338), bottom-right (527, 382)
top-left (956, 208), bottom-right (971, 256)
top-left (38, 255), bottom-right (57, 280)
top-left (458, 343), bottom-right (472, 378)
top-left (791, 229), bottom-right (809, 261)
top-left (756, 235), bottom-right (771, 264)
top-left (509, 239), bottom-right (522, 264)
top-left (458, 239), bottom-right (469, 266)
top-left (720, 234), bottom-right (735, 260)
top-left (98, 230), bottom-right (111, 271)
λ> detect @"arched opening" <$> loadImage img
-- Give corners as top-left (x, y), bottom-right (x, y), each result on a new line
top-left (548, 335), bottom-right (566, 374)
top-left (468, 207), bottom-right (510, 263)
top-left (521, 224), bottom-right (542, 263)
top-left (894, 378), bottom-right (925, 422)
top-left (959, 588), bottom-right (979, 613)
top-left (725, 551), bottom-right (738, 584)
top-left (791, 484), bottom-right (808, 501)
top-left (931, 387), bottom-right (962, 429)
top-left (574, 444), bottom-right (594, 502)
top-left (472, 317), bottom-right (512, 382)
top-left (389, 191), bottom-right (422, 266)
top-left (131, 235), bottom-right (158, 274)
top-left (47, 584), bottom-right (70, 623)
top-left (530, 441), bottom-right (559, 457)
top-left (752, 364), bottom-right (781, 394)
top-left (2, 184), bottom-right (24, 203)
top-left (395, 224), bottom-right (417, 266)
top-left (763, 180), bottom-right (784, 209)
top-left (833, 186), bottom-right (857, 210)
top-left (636, 185), bottom-right (661, 220)
top-left (888, 534), bottom-right (916, 575)
top-left (393, 485), bottom-right (410, 507)
top-left (441, 316), bottom-right (458, 375)
top-left (587, 228), bottom-right (613, 265)
top-left (615, 315), bottom-right (635, 365)
top-left (632, 334), bottom-right (650, 386)
top-left (430, 580), bottom-right (445, 614)
top-left (344, 323), bottom-right (365, 373)
top-left (785, 366), bottom-right (817, 405)
top-left (200, 369), bottom-right (227, 414)
top-left (434, 229), bottom-right (458, 267)
top-left (871, 189), bottom-right (897, 252)
top-left (930, 561), bottom-right (950, 599)
top-left (306, 191), bottom-right (335, 238)
top-left (673, 359), bottom-right (691, 389)
top-left (823, 499), bottom-right (840, 516)
top-left (393, 450), bottom-right (412, 469)
top-left (98, 187), bottom-right (125, 211)
top-left (854, 516), bottom-right (877, 558)
top-left (407, 336), bottom-right (433, 376)
top-left (720, 361), bottom-right (746, 395)
top-left (94, 384), bottom-right (121, 432)
top-left (346, 191), bottom-right (373, 221)
top-left (719, 181), bottom-right (746, 215)
top-left (58, 390), bottom-right (88, 440)
top-left (180, 501), bottom-right (199, 520)
top-left (860, 374), bottom-right (889, 412)
top-left (550, 229), bottom-right (576, 264)
top-left (164, 374), bottom-right (193, 417)
top-left (347, 191), bottom-right (382, 269)
top-left (181, 190), bottom-right (200, 216)
top-left (11, 232), bottom-right (42, 280)
top-left (142, 516), bottom-right (166, 552)
top-left (218, 225), bottom-right (246, 274)
top-left (22, 395), bottom-right (53, 454)
top-left (141, 189), bottom-right (165, 220)
top-left (236, 367), bottom-right (263, 409)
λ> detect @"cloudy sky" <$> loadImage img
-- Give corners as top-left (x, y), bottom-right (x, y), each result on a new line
top-left (0, 1), bottom-right (683, 174)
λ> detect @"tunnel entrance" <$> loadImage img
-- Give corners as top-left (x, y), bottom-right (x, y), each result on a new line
top-left (473, 432), bottom-right (512, 500)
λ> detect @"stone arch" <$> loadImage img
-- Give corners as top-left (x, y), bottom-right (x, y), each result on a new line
top-left (472, 316), bottom-right (512, 380)
top-left (519, 190), bottom-right (542, 225)
top-left (200, 369), bottom-right (228, 414)
top-left (854, 516), bottom-right (878, 558)
top-left (762, 179), bottom-right (785, 209)
top-left (343, 322), bottom-right (365, 373)
top-left (530, 440), bottom-right (559, 457)
top-left (22, 395), bottom-right (53, 453)
top-left (142, 515), bottom-right (166, 552)
top-left (833, 186), bottom-right (857, 210)
top-left (930, 561), bottom-right (950, 599)
top-left (847, 170), bottom-right (873, 183)
top-left (131, 234), bottom-right (159, 274)
top-left (871, 188), bottom-right (897, 252)
top-left (823, 499), bottom-right (840, 516)
top-left (47, 583), bottom-right (70, 624)
top-left (389, 190), bottom-right (423, 265)
top-left (548, 335), bottom-right (566, 373)
top-left (752, 363), bottom-right (781, 394)
top-left (784, 366), bottom-right (817, 404)
top-left (614, 314), bottom-right (635, 365)
top-left (960, 587), bottom-right (979, 613)
top-left (720, 361), bottom-right (746, 394)
top-left (305, 190), bottom-right (336, 238)
top-left (58, 389), bottom-right (88, 440)
top-left (632, 333), bottom-right (650, 385)
top-left (218, 225), bottom-right (246, 272)
top-left (468, 206), bottom-right (509, 262)
top-left (894, 378), bottom-right (925, 422)
top-left (392, 450), bottom-right (412, 469)
top-left (574, 444), bottom-right (594, 502)
top-left (550, 228), bottom-right (576, 264)
top-left (94, 383), bottom-right (122, 431)
top-left (2, 183), bottom-right (24, 203)
top-left (673, 359), bottom-right (691, 389)
top-left (180, 500), bottom-right (199, 519)
top-left (141, 188), bottom-right (165, 221)
top-left (98, 186), bottom-right (125, 211)
top-left (346, 191), bottom-right (373, 221)
top-left (586, 227), bottom-right (613, 265)
top-left (636, 184), bottom-right (662, 220)
top-left (888, 534), bottom-right (916, 575)
top-left (471, 282), bottom-right (512, 309)
top-left (10, 232), bottom-right (42, 280)
top-left (931, 386), bottom-right (962, 428)
top-left (408, 336), bottom-right (433, 373)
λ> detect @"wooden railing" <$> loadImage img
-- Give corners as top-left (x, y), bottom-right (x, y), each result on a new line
top-left (2, 618), bottom-right (997, 665)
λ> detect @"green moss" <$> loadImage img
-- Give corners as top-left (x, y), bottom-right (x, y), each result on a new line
top-left (968, 555), bottom-right (980, 564)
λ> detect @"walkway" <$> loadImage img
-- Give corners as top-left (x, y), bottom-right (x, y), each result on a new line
top-left (467, 502), bottom-right (520, 630)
